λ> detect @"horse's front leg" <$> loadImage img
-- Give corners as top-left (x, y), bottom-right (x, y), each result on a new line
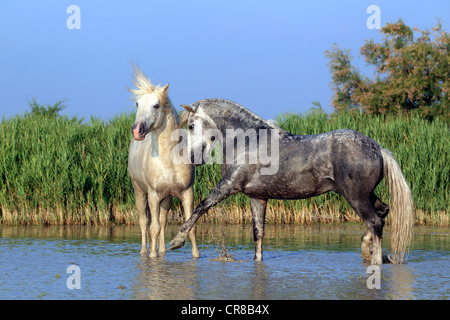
top-left (169, 179), bottom-right (237, 250)
top-left (158, 197), bottom-right (172, 255)
top-left (147, 193), bottom-right (162, 258)
top-left (133, 185), bottom-right (149, 255)
top-left (250, 198), bottom-right (267, 261)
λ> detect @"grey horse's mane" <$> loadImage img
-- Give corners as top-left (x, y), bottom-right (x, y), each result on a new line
top-left (212, 98), bottom-right (281, 127)
top-left (182, 98), bottom-right (287, 136)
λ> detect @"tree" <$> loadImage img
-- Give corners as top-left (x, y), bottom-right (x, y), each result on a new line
top-left (325, 19), bottom-right (449, 121)
top-left (28, 98), bottom-right (66, 117)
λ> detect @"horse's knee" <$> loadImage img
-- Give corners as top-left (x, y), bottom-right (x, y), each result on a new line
top-left (253, 226), bottom-right (264, 242)
top-left (150, 221), bottom-right (161, 238)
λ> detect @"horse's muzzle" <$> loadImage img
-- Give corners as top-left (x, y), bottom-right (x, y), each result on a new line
top-left (132, 121), bottom-right (150, 141)
top-left (190, 145), bottom-right (206, 166)
top-left (190, 154), bottom-right (201, 166)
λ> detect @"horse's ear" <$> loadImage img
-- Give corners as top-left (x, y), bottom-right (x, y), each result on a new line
top-left (162, 83), bottom-right (169, 94)
top-left (179, 110), bottom-right (190, 128)
top-left (181, 104), bottom-right (194, 113)
top-left (179, 104), bottom-right (196, 129)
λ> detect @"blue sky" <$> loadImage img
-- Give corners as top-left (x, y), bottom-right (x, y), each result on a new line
top-left (0, 0), bottom-right (448, 121)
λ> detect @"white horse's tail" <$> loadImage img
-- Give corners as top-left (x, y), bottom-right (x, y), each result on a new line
top-left (381, 148), bottom-right (414, 264)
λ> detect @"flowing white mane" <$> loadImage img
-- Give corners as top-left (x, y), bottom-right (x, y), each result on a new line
top-left (128, 66), bottom-right (179, 122)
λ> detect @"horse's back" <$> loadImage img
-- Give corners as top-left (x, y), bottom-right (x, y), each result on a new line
top-left (243, 129), bottom-right (383, 199)
top-left (287, 129), bottom-right (383, 195)
top-left (281, 129), bottom-right (381, 162)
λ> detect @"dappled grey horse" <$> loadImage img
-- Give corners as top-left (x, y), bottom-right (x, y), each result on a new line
top-left (169, 99), bottom-right (414, 264)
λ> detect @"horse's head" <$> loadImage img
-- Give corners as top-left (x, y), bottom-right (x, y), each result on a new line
top-left (132, 86), bottom-right (170, 140)
top-left (180, 103), bottom-right (221, 165)
top-left (129, 66), bottom-right (171, 141)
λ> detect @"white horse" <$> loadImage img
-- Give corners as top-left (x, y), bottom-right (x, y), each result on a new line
top-left (127, 67), bottom-right (199, 258)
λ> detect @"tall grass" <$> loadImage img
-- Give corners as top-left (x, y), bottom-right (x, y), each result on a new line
top-left (0, 112), bottom-right (135, 225)
top-left (0, 110), bottom-right (448, 226)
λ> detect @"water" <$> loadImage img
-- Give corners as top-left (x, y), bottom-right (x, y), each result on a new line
top-left (0, 224), bottom-right (448, 300)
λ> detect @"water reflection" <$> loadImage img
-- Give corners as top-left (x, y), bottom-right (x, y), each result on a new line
top-left (0, 224), bottom-right (447, 299)
top-left (386, 264), bottom-right (415, 299)
top-left (249, 262), bottom-right (270, 300)
top-left (133, 255), bottom-right (200, 300)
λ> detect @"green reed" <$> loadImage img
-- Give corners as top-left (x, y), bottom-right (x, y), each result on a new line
top-left (0, 110), bottom-right (447, 226)
top-left (0, 112), bottom-right (136, 225)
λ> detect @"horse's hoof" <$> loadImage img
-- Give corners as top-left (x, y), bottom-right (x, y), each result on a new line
top-left (253, 255), bottom-right (263, 262)
top-left (383, 254), bottom-right (393, 264)
top-left (169, 237), bottom-right (185, 250)
top-left (192, 249), bottom-right (200, 259)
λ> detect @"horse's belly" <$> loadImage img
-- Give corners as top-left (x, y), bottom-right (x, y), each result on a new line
top-left (244, 170), bottom-right (335, 200)
top-left (245, 184), bottom-right (328, 200)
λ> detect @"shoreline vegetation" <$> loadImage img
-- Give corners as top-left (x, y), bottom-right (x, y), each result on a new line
top-left (0, 109), bottom-right (448, 227)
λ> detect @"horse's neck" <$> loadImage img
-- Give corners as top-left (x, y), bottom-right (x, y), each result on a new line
top-left (213, 112), bottom-right (242, 159)
top-left (152, 111), bottom-right (179, 152)
top-left (212, 110), bottom-right (283, 161)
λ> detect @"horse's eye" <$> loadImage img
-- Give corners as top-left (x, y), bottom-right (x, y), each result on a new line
top-left (188, 125), bottom-right (194, 130)
top-left (210, 136), bottom-right (216, 142)
top-left (154, 104), bottom-right (160, 109)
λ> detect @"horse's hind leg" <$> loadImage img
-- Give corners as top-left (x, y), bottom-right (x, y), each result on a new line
top-left (361, 193), bottom-right (389, 262)
top-left (250, 198), bottom-right (267, 261)
top-left (181, 187), bottom-right (199, 258)
top-left (361, 229), bottom-right (373, 263)
top-left (372, 194), bottom-right (389, 219)
top-left (158, 197), bottom-right (172, 254)
top-left (346, 195), bottom-right (385, 264)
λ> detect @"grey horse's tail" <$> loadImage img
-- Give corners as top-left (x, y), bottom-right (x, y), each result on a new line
top-left (380, 148), bottom-right (414, 264)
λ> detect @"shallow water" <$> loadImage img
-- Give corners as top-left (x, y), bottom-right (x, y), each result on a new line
top-left (0, 224), bottom-right (448, 300)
